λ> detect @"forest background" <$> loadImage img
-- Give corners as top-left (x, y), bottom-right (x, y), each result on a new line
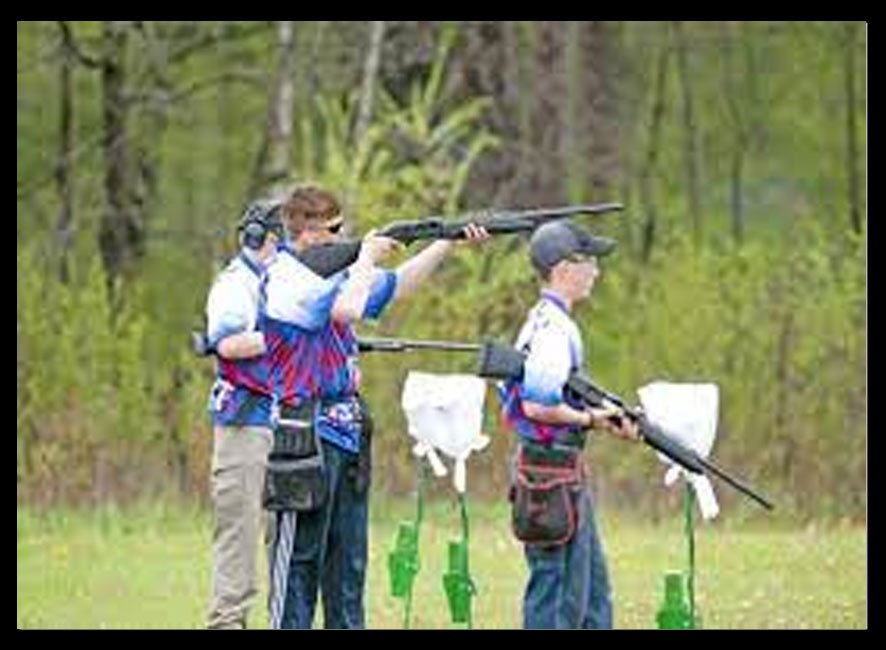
top-left (17, 21), bottom-right (866, 523)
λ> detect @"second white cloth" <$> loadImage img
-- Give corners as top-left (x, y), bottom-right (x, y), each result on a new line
top-left (637, 381), bottom-right (721, 519)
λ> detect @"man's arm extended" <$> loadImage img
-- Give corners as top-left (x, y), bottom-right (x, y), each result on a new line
top-left (393, 223), bottom-right (488, 302)
top-left (392, 240), bottom-right (454, 302)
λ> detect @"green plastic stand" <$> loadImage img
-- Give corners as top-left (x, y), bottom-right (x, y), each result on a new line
top-left (389, 521), bottom-right (419, 598)
top-left (442, 493), bottom-right (476, 627)
top-left (387, 461), bottom-right (427, 628)
top-left (656, 482), bottom-right (702, 629)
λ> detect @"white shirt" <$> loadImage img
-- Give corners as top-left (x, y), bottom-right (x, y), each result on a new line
top-left (205, 253), bottom-right (264, 346)
top-left (264, 248), bottom-right (345, 331)
top-left (514, 290), bottom-right (583, 406)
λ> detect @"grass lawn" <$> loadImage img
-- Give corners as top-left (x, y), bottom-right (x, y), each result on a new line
top-left (17, 497), bottom-right (866, 629)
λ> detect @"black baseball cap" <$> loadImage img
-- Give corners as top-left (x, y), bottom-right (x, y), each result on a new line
top-left (529, 220), bottom-right (616, 275)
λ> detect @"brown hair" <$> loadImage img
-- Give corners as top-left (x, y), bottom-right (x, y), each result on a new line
top-left (281, 184), bottom-right (343, 235)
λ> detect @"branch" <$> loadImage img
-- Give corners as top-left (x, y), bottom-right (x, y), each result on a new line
top-left (18, 129), bottom-right (107, 201)
top-left (164, 21), bottom-right (274, 66)
top-left (123, 21), bottom-right (275, 109)
top-left (122, 69), bottom-right (266, 109)
top-left (57, 21), bottom-right (102, 69)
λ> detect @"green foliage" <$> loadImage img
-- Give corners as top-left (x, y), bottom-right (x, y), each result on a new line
top-left (17, 236), bottom-right (181, 504)
top-left (582, 219), bottom-right (866, 518)
top-left (16, 21), bottom-right (865, 520)
top-left (293, 24), bottom-right (499, 224)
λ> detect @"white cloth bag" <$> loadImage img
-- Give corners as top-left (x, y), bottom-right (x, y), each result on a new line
top-left (636, 382), bottom-right (721, 519)
top-left (401, 372), bottom-right (490, 493)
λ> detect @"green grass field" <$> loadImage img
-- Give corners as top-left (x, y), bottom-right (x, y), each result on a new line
top-left (17, 498), bottom-right (866, 629)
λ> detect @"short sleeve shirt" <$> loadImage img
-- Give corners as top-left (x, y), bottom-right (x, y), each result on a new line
top-left (205, 252), bottom-right (273, 427)
top-left (498, 290), bottom-right (586, 445)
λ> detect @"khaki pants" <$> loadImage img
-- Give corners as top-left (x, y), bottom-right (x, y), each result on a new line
top-left (207, 425), bottom-right (273, 629)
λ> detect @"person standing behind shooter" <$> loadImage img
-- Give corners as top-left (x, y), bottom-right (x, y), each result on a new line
top-left (203, 201), bottom-right (284, 629)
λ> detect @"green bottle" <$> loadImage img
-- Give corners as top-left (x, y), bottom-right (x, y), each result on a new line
top-left (656, 571), bottom-right (694, 629)
top-left (388, 521), bottom-right (420, 598)
top-left (442, 539), bottom-right (475, 624)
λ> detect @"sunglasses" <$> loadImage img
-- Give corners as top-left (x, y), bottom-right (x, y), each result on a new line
top-left (565, 253), bottom-right (599, 268)
top-left (305, 218), bottom-right (343, 234)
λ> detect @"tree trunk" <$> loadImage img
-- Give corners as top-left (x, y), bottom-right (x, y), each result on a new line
top-left (352, 21), bottom-right (385, 147)
top-left (247, 20), bottom-right (296, 201)
top-left (55, 22), bottom-right (75, 282)
top-left (98, 21), bottom-right (142, 284)
top-left (449, 21), bottom-right (529, 335)
top-left (445, 21), bottom-right (522, 206)
top-left (443, 21), bottom-right (558, 206)
top-left (639, 42), bottom-right (669, 263)
top-left (672, 21), bottom-right (703, 246)
top-left (730, 148), bottom-right (745, 244)
top-left (265, 21), bottom-right (296, 192)
top-left (526, 21), bottom-right (568, 205)
top-left (721, 21), bottom-right (747, 245)
top-left (843, 21), bottom-right (862, 235)
top-left (579, 20), bottom-right (620, 200)
top-left (775, 312), bottom-right (794, 479)
top-left (346, 20), bottom-right (386, 217)
top-left (493, 21), bottom-right (534, 205)
top-left (267, 21), bottom-right (296, 190)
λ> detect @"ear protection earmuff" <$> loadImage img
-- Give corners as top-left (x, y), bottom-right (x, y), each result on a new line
top-left (238, 201), bottom-right (283, 250)
top-left (241, 219), bottom-right (269, 250)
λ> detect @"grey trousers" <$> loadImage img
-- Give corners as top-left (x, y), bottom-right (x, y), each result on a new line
top-left (207, 425), bottom-right (273, 629)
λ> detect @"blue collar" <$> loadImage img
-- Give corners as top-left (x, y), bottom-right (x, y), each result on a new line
top-left (540, 289), bottom-right (571, 315)
top-left (278, 241), bottom-right (301, 258)
top-left (238, 250), bottom-right (264, 278)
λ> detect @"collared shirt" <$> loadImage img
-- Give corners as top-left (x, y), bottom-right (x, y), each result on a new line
top-left (314, 268), bottom-right (397, 453)
top-left (205, 251), bottom-right (273, 427)
top-left (498, 289), bottom-right (587, 446)
top-left (263, 244), bottom-right (348, 406)
top-left (263, 245), bottom-right (398, 454)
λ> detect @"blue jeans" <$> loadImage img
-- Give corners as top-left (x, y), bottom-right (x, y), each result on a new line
top-left (279, 440), bottom-right (368, 629)
top-left (522, 488), bottom-right (613, 629)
